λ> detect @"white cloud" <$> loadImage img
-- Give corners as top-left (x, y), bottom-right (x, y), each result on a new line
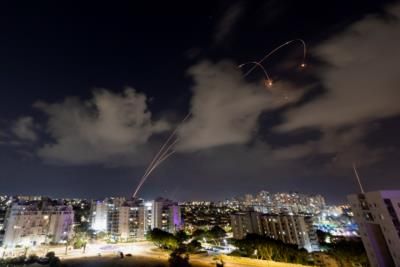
top-left (277, 4), bottom-right (400, 131)
top-left (12, 116), bottom-right (37, 141)
top-left (177, 60), bottom-right (305, 151)
top-left (35, 88), bottom-right (169, 165)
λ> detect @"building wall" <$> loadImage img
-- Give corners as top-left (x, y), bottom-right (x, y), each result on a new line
top-left (230, 211), bottom-right (263, 239)
top-left (91, 201), bottom-right (108, 232)
top-left (128, 206), bottom-right (140, 240)
top-left (348, 191), bottom-right (400, 267)
top-left (47, 206), bottom-right (74, 243)
top-left (260, 214), bottom-right (319, 252)
top-left (117, 206), bottom-right (130, 240)
top-left (169, 205), bottom-right (182, 233)
top-left (90, 198), bottom-right (182, 241)
top-left (3, 204), bottom-right (74, 248)
top-left (138, 202), bottom-right (153, 238)
top-left (152, 199), bottom-right (182, 233)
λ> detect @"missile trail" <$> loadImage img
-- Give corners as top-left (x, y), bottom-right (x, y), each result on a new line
top-left (243, 39), bottom-right (307, 78)
top-left (133, 39), bottom-right (308, 198)
top-left (132, 114), bottom-right (190, 197)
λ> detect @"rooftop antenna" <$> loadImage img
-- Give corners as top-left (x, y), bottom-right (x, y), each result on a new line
top-left (352, 162), bottom-right (365, 194)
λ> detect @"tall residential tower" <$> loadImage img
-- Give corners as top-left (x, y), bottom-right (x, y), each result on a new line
top-left (348, 191), bottom-right (400, 266)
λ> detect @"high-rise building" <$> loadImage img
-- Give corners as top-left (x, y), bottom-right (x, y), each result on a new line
top-left (260, 214), bottom-right (319, 252)
top-left (91, 198), bottom-right (142, 241)
top-left (139, 201), bottom-right (153, 237)
top-left (2, 203), bottom-right (74, 248)
top-left (90, 200), bottom-right (108, 232)
top-left (151, 198), bottom-right (182, 233)
top-left (348, 191), bottom-right (400, 266)
top-left (230, 211), bottom-right (319, 252)
top-left (230, 211), bottom-right (263, 239)
top-left (107, 205), bottom-right (130, 241)
top-left (90, 197), bottom-right (182, 241)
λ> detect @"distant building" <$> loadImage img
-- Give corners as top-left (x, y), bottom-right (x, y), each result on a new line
top-left (230, 211), bottom-right (263, 239)
top-left (180, 201), bottom-right (236, 234)
top-left (260, 214), bottom-right (319, 252)
top-left (237, 191), bottom-right (325, 215)
top-left (348, 190), bottom-right (400, 266)
top-left (2, 203), bottom-right (74, 248)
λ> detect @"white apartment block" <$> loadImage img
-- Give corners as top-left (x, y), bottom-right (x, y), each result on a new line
top-left (230, 211), bottom-right (263, 239)
top-left (152, 198), bottom-right (182, 233)
top-left (348, 191), bottom-right (400, 267)
top-left (2, 203), bottom-right (74, 248)
top-left (230, 211), bottom-right (319, 252)
top-left (90, 198), bottom-right (182, 241)
top-left (108, 206), bottom-right (129, 240)
top-left (90, 200), bottom-right (108, 232)
top-left (261, 214), bottom-right (319, 252)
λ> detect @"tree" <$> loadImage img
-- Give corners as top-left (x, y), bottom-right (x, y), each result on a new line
top-left (148, 228), bottom-right (178, 250)
top-left (209, 226), bottom-right (226, 239)
top-left (233, 234), bottom-right (311, 264)
top-left (46, 251), bottom-right (56, 259)
top-left (328, 240), bottom-right (369, 267)
top-left (175, 230), bottom-right (189, 244)
top-left (49, 257), bottom-right (61, 267)
top-left (169, 249), bottom-right (191, 267)
top-left (72, 231), bottom-right (88, 252)
top-left (64, 238), bottom-right (72, 255)
top-left (207, 226), bottom-right (226, 245)
top-left (25, 254), bottom-right (39, 264)
top-left (95, 231), bottom-right (108, 240)
top-left (46, 251), bottom-right (61, 267)
top-left (70, 224), bottom-right (91, 253)
top-left (192, 229), bottom-right (206, 240)
top-left (187, 240), bottom-right (202, 253)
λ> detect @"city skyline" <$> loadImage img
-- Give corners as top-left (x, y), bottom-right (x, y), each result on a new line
top-left (0, 1), bottom-right (400, 203)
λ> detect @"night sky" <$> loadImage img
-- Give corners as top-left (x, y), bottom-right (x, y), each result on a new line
top-left (1, 1), bottom-right (399, 203)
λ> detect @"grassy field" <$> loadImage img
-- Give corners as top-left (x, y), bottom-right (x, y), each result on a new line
top-left (61, 255), bottom-right (210, 267)
top-left (59, 254), bottom-right (311, 267)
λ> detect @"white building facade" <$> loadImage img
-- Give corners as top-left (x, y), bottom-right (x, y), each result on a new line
top-left (348, 191), bottom-right (400, 267)
top-left (90, 197), bottom-right (182, 241)
top-left (230, 211), bottom-right (263, 239)
top-left (2, 203), bottom-right (74, 248)
top-left (260, 214), bottom-right (319, 252)
top-left (230, 211), bottom-right (319, 252)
